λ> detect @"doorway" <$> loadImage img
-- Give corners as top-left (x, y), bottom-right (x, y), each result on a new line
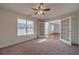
top-left (44, 17), bottom-right (72, 45)
top-left (45, 20), bottom-right (61, 40)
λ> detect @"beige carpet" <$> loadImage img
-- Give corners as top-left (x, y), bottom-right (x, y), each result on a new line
top-left (0, 38), bottom-right (79, 55)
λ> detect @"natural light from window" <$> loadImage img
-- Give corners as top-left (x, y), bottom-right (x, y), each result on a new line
top-left (27, 20), bottom-right (34, 35)
top-left (17, 18), bottom-right (26, 36)
top-left (17, 18), bottom-right (34, 36)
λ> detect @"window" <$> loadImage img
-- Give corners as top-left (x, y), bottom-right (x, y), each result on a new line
top-left (51, 25), bottom-right (54, 31)
top-left (17, 18), bottom-right (34, 36)
top-left (17, 18), bottom-right (26, 36)
top-left (27, 20), bottom-right (34, 35)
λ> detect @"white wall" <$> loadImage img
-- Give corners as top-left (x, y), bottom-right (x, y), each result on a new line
top-left (0, 8), bottom-right (38, 48)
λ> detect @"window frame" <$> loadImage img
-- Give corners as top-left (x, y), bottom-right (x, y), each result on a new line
top-left (17, 18), bottom-right (34, 36)
top-left (26, 20), bottom-right (34, 35)
top-left (17, 18), bottom-right (27, 36)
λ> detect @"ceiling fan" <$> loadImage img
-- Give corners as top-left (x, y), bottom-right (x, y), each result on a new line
top-left (32, 3), bottom-right (50, 15)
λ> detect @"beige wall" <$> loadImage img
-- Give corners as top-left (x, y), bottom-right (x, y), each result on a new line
top-left (77, 11), bottom-right (79, 45)
top-left (0, 8), bottom-right (38, 48)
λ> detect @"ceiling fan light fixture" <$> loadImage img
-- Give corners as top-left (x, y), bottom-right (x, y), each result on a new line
top-left (32, 3), bottom-right (50, 15)
top-left (38, 11), bottom-right (42, 14)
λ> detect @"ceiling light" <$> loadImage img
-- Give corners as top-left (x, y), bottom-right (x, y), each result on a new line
top-left (32, 3), bottom-right (50, 15)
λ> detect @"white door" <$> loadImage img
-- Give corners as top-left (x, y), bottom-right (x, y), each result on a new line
top-left (61, 17), bottom-right (71, 45)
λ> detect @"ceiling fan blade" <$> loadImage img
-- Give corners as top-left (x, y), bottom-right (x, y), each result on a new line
top-left (32, 8), bottom-right (38, 11)
top-left (43, 8), bottom-right (50, 11)
top-left (40, 3), bottom-right (44, 5)
top-left (34, 12), bottom-right (38, 14)
top-left (42, 13), bottom-right (44, 15)
top-left (38, 6), bottom-right (41, 9)
top-left (39, 3), bottom-right (44, 9)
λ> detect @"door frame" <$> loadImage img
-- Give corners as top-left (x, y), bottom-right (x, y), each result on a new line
top-left (60, 16), bottom-right (72, 45)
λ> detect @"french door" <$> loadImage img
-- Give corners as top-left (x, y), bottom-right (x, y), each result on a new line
top-left (61, 17), bottom-right (71, 45)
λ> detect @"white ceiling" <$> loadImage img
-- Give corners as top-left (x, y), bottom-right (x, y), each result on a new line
top-left (0, 3), bottom-right (79, 20)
